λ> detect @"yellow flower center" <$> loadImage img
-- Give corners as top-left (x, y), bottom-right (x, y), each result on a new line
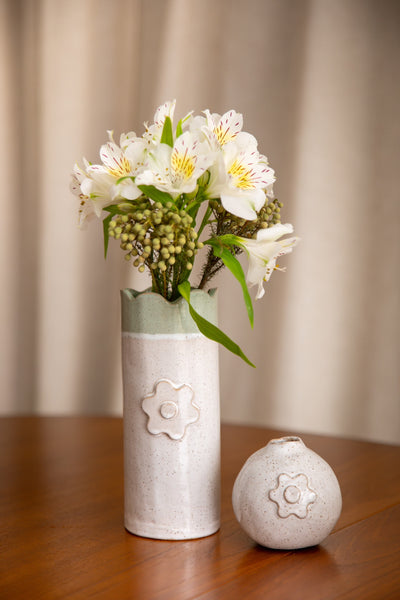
top-left (228, 160), bottom-right (256, 190)
top-left (213, 124), bottom-right (237, 146)
top-left (171, 149), bottom-right (195, 180)
top-left (107, 156), bottom-right (132, 178)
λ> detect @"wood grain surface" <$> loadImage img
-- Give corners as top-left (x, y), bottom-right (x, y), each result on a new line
top-left (1, 417), bottom-right (399, 599)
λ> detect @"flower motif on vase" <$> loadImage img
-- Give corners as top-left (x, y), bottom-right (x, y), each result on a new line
top-left (268, 473), bottom-right (317, 519)
top-left (142, 379), bottom-right (199, 440)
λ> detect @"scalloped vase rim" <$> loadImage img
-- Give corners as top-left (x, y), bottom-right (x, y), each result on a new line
top-left (120, 287), bottom-right (218, 335)
top-left (121, 287), bottom-right (217, 305)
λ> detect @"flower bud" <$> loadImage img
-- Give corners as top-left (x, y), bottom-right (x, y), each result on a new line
top-left (118, 203), bottom-right (134, 212)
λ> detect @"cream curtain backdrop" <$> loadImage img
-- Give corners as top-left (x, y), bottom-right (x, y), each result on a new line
top-left (1, 0), bottom-right (399, 443)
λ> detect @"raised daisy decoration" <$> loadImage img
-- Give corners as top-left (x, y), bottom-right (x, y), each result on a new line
top-left (71, 100), bottom-right (300, 366)
top-left (268, 473), bottom-right (317, 519)
top-left (142, 379), bottom-right (199, 440)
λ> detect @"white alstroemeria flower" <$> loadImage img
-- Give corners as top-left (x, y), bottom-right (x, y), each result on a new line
top-left (136, 131), bottom-right (214, 199)
top-left (204, 109), bottom-right (243, 148)
top-left (70, 162), bottom-right (93, 227)
top-left (205, 135), bottom-right (276, 220)
top-left (70, 158), bottom-right (117, 226)
top-left (237, 223), bottom-right (300, 299)
top-left (80, 165), bottom-right (116, 217)
top-left (98, 136), bottom-right (143, 200)
top-left (143, 100), bottom-right (177, 145)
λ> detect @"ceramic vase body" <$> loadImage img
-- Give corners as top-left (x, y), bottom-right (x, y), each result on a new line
top-left (232, 436), bottom-right (342, 549)
top-left (121, 288), bottom-right (220, 540)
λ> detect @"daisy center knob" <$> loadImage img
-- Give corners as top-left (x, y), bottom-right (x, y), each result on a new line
top-left (284, 485), bottom-right (301, 504)
top-left (160, 401), bottom-right (178, 420)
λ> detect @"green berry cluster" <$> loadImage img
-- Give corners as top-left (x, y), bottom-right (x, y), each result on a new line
top-left (108, 199), bottom-right (203, 300)
top-left (208, 197), bottom-right (282, 239)
top-left (255, 198), bottom-right (283, 232)
top-left (198, 197), bottom-right (283, 289)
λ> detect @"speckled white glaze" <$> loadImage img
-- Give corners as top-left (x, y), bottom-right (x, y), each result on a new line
top-left (121, 289), bottom-right (220, 540)
top-left (232, 436), bottom-right (342, 549)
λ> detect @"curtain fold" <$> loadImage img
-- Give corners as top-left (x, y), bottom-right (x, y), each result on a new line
top-left (0, 0), bottom-right (399, 443)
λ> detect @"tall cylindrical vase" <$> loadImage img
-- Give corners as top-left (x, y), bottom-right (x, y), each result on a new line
top-left (121, 288), bottom-right (221, 540)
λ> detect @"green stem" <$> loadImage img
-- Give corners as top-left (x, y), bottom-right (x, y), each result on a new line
top-left (197, 204), bottom-right (213, 238)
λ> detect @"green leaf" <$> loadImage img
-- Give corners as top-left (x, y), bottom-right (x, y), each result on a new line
top-left (137, 185), bottom-right (173, 205)
top-left (178, 281), bottom-right (255, 368)
top-left (160, 116), bottom-right (174, 147)
top-left (103, 205), bottom-right (126, 215)
top-left (103, 214), bottom-right (112, 259)
top-left (176, 119), bottom-right (183, 138)
top-left (210, 244), bottom-right (254, 328)
top-left (116, 175), bottom-right (135, 185)
top-left (213, 233), bottom-right (240, 247)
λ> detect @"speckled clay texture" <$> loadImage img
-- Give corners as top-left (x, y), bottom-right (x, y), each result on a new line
top-left (121, 288), bottom-right (220, 540)
top-left (232, 436), bottom-right (342, 549)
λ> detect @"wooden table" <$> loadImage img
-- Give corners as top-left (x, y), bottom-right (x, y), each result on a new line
top-left (1, 417), bottom-right (399, 599)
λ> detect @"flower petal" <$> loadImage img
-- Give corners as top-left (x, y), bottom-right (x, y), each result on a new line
top-left (221, 189), bottom-right (266, 220)
top-left (205, 109), bottom-right (243, 146)
top-left (256, 223), bottom-right (294, 242)
top-left (99, 142), bottom-right (132, 178)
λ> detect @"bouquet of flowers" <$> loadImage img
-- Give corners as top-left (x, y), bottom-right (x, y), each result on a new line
top-left (71, 100), bottom-right (299, 366)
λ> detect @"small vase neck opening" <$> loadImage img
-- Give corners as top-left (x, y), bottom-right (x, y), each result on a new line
top-left (270, 436), bottom-right (302, 444)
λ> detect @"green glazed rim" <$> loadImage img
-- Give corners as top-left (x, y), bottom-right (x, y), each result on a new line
top-left (121, 288), bottom-right (218, 334)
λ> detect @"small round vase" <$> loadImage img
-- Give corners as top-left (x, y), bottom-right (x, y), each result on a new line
top-left (232, 436), bottom-right (342, 550)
